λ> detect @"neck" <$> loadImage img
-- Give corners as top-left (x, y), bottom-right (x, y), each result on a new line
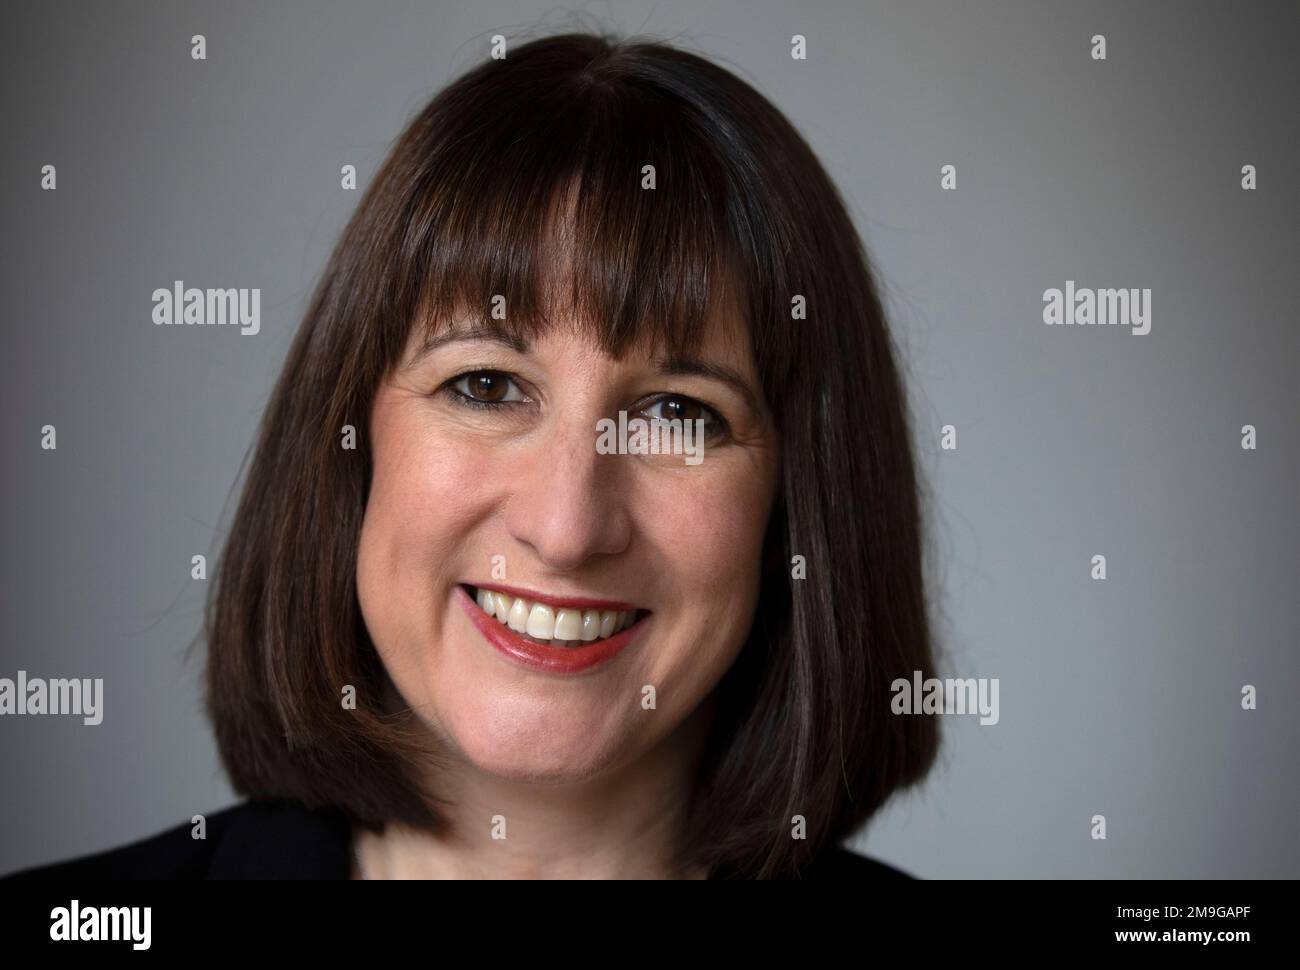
top-left (354, 695), bottom-right (716, 879)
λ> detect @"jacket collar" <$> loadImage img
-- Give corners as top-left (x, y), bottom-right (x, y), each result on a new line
top-left (205, 800), bottom-right (353, 879)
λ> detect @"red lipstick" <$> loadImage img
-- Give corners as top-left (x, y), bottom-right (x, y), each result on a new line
top-left (472, 582), bottom-right (638, 613)
top-left (455, 585), bottom-right (645, 674)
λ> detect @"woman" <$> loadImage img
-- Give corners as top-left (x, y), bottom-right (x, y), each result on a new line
top-left (8, 29), bottom-right (939, 880)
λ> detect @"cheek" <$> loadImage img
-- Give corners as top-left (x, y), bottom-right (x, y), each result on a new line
top-left (638, 463), bottom-right (773, 671)
top-left (355, 403), bottom-right (495, 654)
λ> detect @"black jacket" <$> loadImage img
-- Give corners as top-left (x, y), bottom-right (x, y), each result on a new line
top-left (3, 799), bottom-right (916, 880)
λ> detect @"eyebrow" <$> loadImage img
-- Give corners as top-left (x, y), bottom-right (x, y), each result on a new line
top-left (405, 323), bottom-right (527, 370)
top-left (406, 322), bottom-right (762, 415)
top-left (651, 355), bottom-right (762, 417)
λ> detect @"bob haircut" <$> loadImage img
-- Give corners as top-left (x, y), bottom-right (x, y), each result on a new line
top-left (203, 29), bottom-right (941, 879)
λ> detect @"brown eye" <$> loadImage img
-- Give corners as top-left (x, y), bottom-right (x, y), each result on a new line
top-left (467, 372), bottom-right (507, 402)
top-left (642, 395), bottom-right (726, 440)
top-left (659, 396), bottom-right (704, 423)
top-left (446, 370), bottom-right (527, 407)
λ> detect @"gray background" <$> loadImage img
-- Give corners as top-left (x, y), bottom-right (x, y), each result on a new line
top-left (2, 0), bottom-right (1296, 878)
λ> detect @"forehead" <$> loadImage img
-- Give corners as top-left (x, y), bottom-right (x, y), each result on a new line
top-left (394, 159), bottom-right (765, 380)
top-left (404, 272), bottom-right (758, 379)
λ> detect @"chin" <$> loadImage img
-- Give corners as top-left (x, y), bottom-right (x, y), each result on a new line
top-left (438, 697), bottom-right (627, 783)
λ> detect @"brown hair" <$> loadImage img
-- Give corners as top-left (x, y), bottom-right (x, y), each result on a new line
top-left (202, 28), bottom-right (941, 879)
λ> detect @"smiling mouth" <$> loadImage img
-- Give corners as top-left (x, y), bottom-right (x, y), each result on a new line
top-left (463, 584), bottom-right (647, 647)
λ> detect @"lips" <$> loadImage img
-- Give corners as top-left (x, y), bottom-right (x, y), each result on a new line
top-left (456, 584), bottom-right (647, 674)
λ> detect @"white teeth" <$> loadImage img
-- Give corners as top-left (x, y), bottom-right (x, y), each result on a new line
top-left (508, 597), bottom-right (530, 633)
top-left (469, 588), bottom-right (639, 644)
top-left (553, 609), bottom-right (582, 640)
top-left (526, 604), bottom-right (555, 640)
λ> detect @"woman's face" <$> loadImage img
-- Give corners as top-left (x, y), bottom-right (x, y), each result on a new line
top-left (355, 302), bottom-right (780, 784)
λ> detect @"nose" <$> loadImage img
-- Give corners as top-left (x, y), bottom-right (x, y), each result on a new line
top-left (502, 407), bottom-right (633, 571)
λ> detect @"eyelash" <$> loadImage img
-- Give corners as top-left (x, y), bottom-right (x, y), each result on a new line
top-left (438, 369), bottom-right (730, 437)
